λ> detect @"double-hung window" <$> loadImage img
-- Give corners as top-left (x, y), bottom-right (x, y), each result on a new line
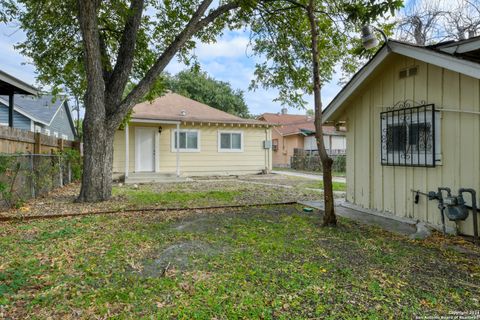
top-left (380, 104), bottom-right (440, 167)
top-left (218, 131), bottom-right (243, 152)
top-left (172, 129), bottom-right (200, 152)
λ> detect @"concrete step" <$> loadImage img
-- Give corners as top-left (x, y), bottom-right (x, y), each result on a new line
top-left (125, 172), bottom-right (188, 184)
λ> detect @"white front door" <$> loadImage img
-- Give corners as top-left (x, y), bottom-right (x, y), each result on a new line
top-left (135, 127), bottom-right (156, 172)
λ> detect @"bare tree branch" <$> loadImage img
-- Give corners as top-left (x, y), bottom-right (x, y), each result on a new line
top-left (105, 0), bottom-right (145, 112)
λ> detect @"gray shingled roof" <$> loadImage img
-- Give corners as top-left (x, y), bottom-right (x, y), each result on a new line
top-left (3, 94), bottom-right (66, 124)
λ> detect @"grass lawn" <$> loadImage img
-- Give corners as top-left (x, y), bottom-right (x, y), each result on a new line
top-left (113, 188), bottom-right (237, 207)
top-left (305, 180), bottom-right (347, 192)
top-left (1, 204), bottom-right (479, 319)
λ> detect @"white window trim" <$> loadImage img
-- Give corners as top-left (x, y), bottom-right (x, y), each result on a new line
top-left (53, 131), bottom-right (59, 138)
top-left (218, 130), bottom-right (244, 152)
top-left (171, 129), bottom-right (201, 152)
top-left (34, 125), bottom-right (42, 133)
top-left (61, 134), bottom-right (68, 140)
top-left (44, 129), bottom-right (50, 136)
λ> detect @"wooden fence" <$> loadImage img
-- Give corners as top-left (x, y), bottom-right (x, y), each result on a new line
top-left (0, 126), bottom-right (80, 154)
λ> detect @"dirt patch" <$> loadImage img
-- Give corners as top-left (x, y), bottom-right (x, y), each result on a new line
top-left (140, 240), bottom-right (226, 276)
top-left (174, 216), bottom-right (222, 233)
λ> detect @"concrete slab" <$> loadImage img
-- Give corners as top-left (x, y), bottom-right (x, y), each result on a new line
top-left (298, 200), bottom-right (418, 236)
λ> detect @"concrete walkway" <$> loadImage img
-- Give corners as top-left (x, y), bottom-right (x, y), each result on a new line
top-left (272, 170), bottom-right (346, 183)
top-left (298, 200), bottom-right (420, 237)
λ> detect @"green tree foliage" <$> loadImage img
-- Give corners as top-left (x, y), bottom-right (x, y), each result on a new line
top-left (0, 0), bottom-right (16, 23)
top-left (13, 0), bottom-right (249, 99)
top-left (165, 70), bottom-right (250, 117)
top-left (249, 0), bottom-right (402, 108)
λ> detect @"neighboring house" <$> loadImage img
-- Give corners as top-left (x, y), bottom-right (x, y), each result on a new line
top-left (259, 110), bottom-right (346, 167)
top-left (0, 94), bottom-right (76, 140)
top-left (323, 37), bottom-right (480, 237)
top-left (112, 93), bottom-right (273, 181)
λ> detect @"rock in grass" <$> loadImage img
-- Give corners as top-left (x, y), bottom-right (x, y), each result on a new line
top-left (409, 222), bottom-right (431, 240)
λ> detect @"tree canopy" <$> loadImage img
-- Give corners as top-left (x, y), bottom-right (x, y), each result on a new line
top-left (10, 0), bottom-right (251, 99)
top-left (165, 70), bottom-right (250, 117)
top-left (248, 0), bottom-right (401, 108)
top-left (396, 0), bottom-right (480, 45)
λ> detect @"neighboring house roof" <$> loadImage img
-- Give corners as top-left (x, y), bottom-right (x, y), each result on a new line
top-left (0, 94), bottom-right (67, 126)
top-left (430, 35), bottom-right (480, 63)
top-left (0, 69), bottom-right (38, 95)
top-left (259, 113), bottom-right (313, 125)
top-left (259, 113), bottom-right (340, 136)
top-left (323, 38), bottom-right (480, 122)
top-left (132, 92), bottom-right (269, 125)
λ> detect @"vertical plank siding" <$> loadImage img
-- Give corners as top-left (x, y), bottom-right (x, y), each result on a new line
top-left (113, 123), bottom-right (272, 177)
top-left (344, 53), bottom-right (480, 236)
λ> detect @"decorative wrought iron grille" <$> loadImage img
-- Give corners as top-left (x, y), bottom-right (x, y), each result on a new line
top-left (380, 103), bottom-right (436, 167)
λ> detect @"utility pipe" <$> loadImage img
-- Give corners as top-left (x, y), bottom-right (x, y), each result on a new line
top-left (459, 188), bottom-right (479, 245)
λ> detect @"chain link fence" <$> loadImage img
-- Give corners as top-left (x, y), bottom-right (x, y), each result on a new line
top-left (0, 151), bottom-right (82, 208)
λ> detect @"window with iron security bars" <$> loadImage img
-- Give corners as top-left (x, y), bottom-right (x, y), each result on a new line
top-left (380, 103), bottom-right (440, 167)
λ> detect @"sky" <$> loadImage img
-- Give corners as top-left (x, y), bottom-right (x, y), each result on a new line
top-left (0, 17), bottom-right (343, 118)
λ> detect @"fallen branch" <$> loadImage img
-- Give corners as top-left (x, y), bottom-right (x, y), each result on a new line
top-left (0, 201), bottom-right (300, 222)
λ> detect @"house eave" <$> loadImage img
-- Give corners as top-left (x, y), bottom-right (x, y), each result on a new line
top-left (130, 117), bottom-right (272, 127)
top-left (0, 70), bottom-right (38, 95)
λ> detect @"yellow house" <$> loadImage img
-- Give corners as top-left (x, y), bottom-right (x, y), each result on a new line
top-left (113, 93), bottom-right (273, 183)
top-left (324, 37), bottom-right (480, 238)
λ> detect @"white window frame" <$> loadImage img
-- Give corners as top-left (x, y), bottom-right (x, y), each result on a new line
top-left (171, 129), bottom-right (201, 152)
top-left (218, 130), bottom-right (244, 152)
top-left (61, 134), bottom-right (68, 140)
top-left (34, 125), bottom-right (42, 133)
top-left (44, 129), bottom-right (50, 136)
top-left (53, 131), bottom-right (59, 138)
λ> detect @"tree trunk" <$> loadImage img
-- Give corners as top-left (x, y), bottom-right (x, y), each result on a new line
top-left (307, 0), bottom-right (336, 226)
top-left (77, 107), bottom-right (116, 202)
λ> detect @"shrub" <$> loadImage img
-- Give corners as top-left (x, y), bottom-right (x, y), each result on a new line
top-left (290, 154), bottom-right (346, 173)
top-left (61, 149), bottom-right (82, 181)
top-left (0, 155), bottom-right (24, 208)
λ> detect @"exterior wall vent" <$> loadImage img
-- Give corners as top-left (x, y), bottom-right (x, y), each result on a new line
top-left (409, 66), bottom-right (418, 76)
top-left (399, 66), bottom-right (418, 79)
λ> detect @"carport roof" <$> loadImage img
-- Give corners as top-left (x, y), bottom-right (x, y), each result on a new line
top-left (0, 69), bottom-right (38, 96)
